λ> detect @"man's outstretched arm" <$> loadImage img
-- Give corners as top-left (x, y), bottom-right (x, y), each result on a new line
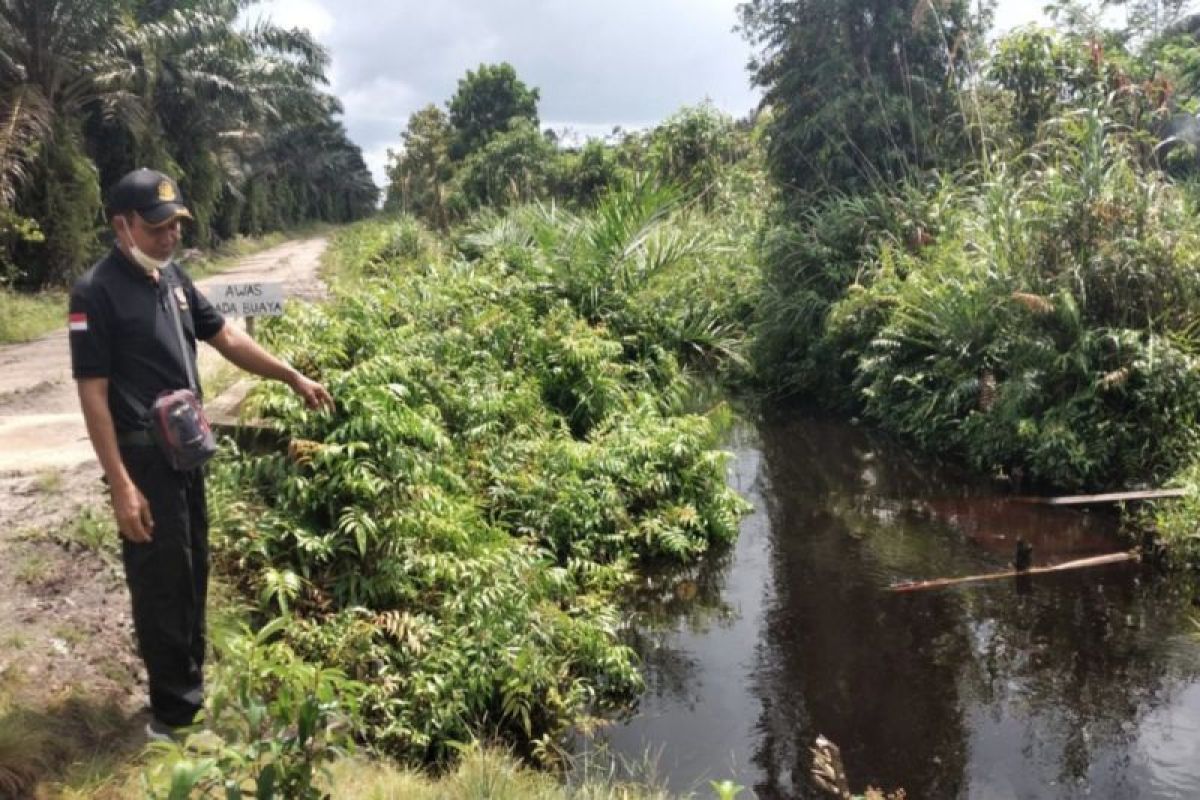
top-left (204, 322), bottom-right (333, 410)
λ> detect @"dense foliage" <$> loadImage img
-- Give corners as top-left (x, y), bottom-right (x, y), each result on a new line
top-left (143, 618), bottom-right (362, 799)
top-left (204, 196), bottom-right (755, 764)
top-left (0, 0), bottom-right (377, 288)
top-left (448, 63), bottom-right (541, 161)
top-left (749, 1), bottom-right (1200, 494)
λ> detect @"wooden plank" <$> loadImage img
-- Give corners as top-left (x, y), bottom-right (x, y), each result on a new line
top-left (1012, 489), bottom-right (1186, 507)
top-left (888, 551), bottom-right (1139, 593)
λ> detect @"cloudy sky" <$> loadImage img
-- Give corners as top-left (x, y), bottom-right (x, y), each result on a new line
top-left (249, 0), bottom-right (1052, 189)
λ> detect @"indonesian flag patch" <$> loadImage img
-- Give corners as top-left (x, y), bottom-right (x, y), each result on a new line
top-left (68, 312), bottom-right (88, 332)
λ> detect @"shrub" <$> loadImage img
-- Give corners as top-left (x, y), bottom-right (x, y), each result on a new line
top-left (141, 619), bottom-right (362, 800)
top-left (209, 215), bottom-right (751, 763)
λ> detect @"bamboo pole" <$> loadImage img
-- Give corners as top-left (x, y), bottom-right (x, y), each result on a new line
top-left (888, 551), bottom-right (1139, 593)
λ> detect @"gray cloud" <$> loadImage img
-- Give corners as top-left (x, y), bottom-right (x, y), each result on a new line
top-left (253, 0), bottom-right (1047, 187)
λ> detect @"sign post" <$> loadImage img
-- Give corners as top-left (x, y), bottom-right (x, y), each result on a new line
top-left (205, 282), bottom-right (285, 338)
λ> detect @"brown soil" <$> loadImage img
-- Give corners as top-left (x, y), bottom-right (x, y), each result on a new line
top-left (0, 465), bottom-right (136, 708)
top-left (0, 237), bottom-right (328, 796)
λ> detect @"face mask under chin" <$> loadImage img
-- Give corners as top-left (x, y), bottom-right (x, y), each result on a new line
top-left (129, 244), bottom-right (170, 274)
top-left (116, 215), bottom-right (173, 274)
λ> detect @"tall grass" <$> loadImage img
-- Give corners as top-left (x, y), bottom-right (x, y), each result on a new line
top-left (323, 748), bottom-right (676, 800)
top-left (0, 288), bottom-right (64, 344)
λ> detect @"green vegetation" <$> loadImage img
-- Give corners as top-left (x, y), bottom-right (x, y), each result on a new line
top-left (134, 127), bottom-right (760, 790)
top-left (135, 612), bottom-right (744, 799)
top-left (61, 507), bottom-right (120, 557)
top-left (1146, 459), bottom-right (1200, 563)
top-left (746, 0), bottom-right (1200, 506)
top-left (738, 0), bottom-right (982, 195)
top-left (385, 63), bottom-right (753, 224)
top-left (205, 198), bottom-right (752, 766)
top-left (321, 749), bottom-right (677, 800)
top-left (0, 0), bottom-right (375, 290)
top-left (0, 287), bottom-right (65, 343)
top-left (140, 619), bottom-right (361, 800)
top-left (15, 1), bottom-right (1200, 796)
top-left (448, 63), bottom-right (542, 161)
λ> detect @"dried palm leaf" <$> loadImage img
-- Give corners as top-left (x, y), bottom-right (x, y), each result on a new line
top-left (1011, 291), bottom-right (1054, 315)
top-left (0, 85), bottom-right (52, 208)
top-left (1099, 367), bottom-right (1130, 390)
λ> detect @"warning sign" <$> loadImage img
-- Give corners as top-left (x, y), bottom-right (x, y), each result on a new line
top-left (205, 282), bottom-right (285, 317)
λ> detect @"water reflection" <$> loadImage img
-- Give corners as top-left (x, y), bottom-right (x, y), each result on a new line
top-left (623, 546), bottom-right (738, 706)
top-left (590, 415), bottom-right (1200, 799)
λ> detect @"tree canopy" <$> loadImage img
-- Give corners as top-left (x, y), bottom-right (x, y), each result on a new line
top-left (738, 0), bottom-right (982, 197)
top-left (447, 62), bottom-right (541, 160)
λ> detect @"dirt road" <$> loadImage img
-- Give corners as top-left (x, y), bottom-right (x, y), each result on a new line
top-left (0, 236), bottom-right (328, 718)
top-left (0, 237), bottom-right (328, 473)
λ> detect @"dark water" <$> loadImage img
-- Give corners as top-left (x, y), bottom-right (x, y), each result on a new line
top-left (588, 416), bottom-right (1200, 799)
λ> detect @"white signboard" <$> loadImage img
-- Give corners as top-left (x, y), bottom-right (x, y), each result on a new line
top-left (206, 282), bottom-right (285, 317)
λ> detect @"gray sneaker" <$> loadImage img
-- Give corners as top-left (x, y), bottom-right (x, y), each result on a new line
top-left (145, 718), bottom-right (182, 743)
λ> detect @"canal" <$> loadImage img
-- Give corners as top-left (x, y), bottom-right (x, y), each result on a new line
top-left (591, 415), bottom-right (1200, 799)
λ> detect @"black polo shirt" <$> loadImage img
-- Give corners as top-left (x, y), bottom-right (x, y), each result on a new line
top-left (69, 248), bottom-right (225, 433)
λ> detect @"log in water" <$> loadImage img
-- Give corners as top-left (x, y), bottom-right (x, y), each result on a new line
top-left (888, 551), bottom-right (1140, 593)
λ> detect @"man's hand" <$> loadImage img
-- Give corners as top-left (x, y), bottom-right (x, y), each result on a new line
top-left (206, 323), bottom-right (334, 410)
top-left (112, 481), bottom-right (154, 543)
top-left (288, 372), bottom-right (333, 411)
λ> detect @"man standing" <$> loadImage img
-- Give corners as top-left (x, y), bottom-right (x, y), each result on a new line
top-left (68, 168), bottom-right (331, 740)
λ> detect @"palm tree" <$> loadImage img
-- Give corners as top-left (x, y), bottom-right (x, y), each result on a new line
top-left (252, 104), bottom-right (377, 226)
top-left (1, 0), bottom-right (375, 284)
top-left (113, 0), bottom-right (337, 244)
top-left (0, 0), bottom-right (139, 284)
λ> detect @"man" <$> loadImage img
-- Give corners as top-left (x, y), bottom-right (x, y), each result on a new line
top-left (68, 167), bottom-right (331, 741)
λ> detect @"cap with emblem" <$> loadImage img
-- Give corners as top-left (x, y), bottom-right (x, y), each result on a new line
top-left (106, 168), bottom-right (193, 226)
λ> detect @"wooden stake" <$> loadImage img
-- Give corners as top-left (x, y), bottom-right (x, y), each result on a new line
top-left (888, 551), bottom-right (1139, 593)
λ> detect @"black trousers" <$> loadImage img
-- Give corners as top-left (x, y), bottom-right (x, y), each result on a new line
top-left (119, 444), bottom-right (209, 727)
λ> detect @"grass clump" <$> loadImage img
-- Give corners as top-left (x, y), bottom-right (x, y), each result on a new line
top-left (322, 747), bottom-right (676, 800)
top-left (63, 507), bottom-right (120, 556)
top-left (0, 695), bottom-right (143, 799)
top-left (1143, 460), bottom-right (1200, 566)
top-left (14, 552), bottom-right (56, 586)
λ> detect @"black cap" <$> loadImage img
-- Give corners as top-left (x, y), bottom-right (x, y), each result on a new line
top-left (106, 168), bottom-right (193, 226)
